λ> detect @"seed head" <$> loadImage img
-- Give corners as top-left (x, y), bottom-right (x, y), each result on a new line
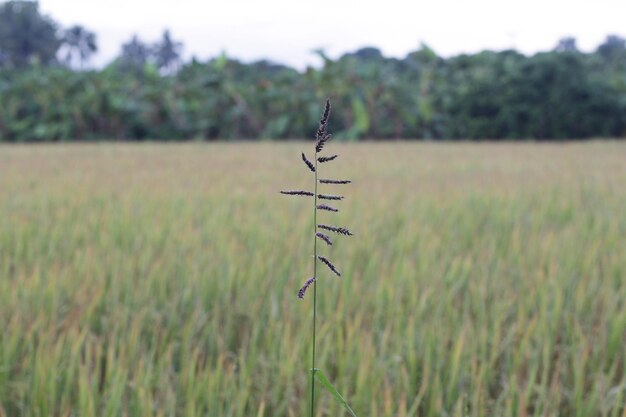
top-left (302, 153), bottom-right (315, 172)
top-left (298, 277), bottom-right (316, 299)
top-left (317, 224), bottom-right (353, 236)
top-left (317, 204), bottom-right (338, 212)
top-left (316, 134), bottom-right (331, 154)
top-left (319, 179), bottom-right (351, 184)
top-left (318, 256), bottom-right (341, 276)
top-left (316, 232), bottom-right (333, 246)
top-left (315, 99), bottom-right (331, 150)
top-left (280, 190), bottom-right (314, 197)
top-left (318, 194), bottom-right (343, 201)
top-left (318, 155), bottom-right (338, 163)
top-left (280, 99), bottom-right (354, 300)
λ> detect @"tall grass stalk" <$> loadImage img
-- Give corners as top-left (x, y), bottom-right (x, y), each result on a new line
top-left (281, 100), bottom-right (356, 417)
top-left (311, 143), bottom-right (318, 417)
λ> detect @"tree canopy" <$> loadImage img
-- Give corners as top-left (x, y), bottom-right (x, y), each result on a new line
top-left (0, 0), bottom-right (625, 141)
top-left (61, 25), bottom-right (98, 68)
top-left (0, 1), bottom-right (61, 67)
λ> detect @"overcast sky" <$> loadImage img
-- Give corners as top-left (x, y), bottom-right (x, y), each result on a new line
top-left (40, 0), bottom-right (626, 69)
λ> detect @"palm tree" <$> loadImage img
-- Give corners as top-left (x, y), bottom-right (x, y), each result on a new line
top-left (62, 25), bottom-right (98, 69)
top-left (0, 1), bottom-right (62, 68)
top-left (118, 34), bottom-right (151, 74)
top-left (153, 30), bottom-right (183, 74)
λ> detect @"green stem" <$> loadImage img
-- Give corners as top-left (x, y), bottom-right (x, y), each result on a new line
top-left (310, 149), bottom-right (319, 417)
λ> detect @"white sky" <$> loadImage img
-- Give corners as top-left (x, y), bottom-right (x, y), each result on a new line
top-left (40, 0), bottom-right (626, 69)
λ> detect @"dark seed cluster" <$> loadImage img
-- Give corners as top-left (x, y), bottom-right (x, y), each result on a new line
top-left (298, 277), bottom-right (316, 299)
top-left (318, 155), bottom-right (338, 163)
top-left (316, 134), bottom-right (331, 153)
top-left (280, 99), bottom-right (353, 299)
top-left (315, 99), bottom-right (331, 152)
top-left (317, 204), bottom-right (339, 212)
top-left (319, 179), bottom-right (351, 184)
top-left (316, 232), bottom-right (333, 246)
top-left (318, 194), bottom-right (343, 201)
top-left (317, 224), bottom-right (353, 236)
top-left (280, 190), bottom-right (314, 196)
top-left (318, 256), bottom-right (341, 276)
top-left (302, 153), bottom-right (315, 172)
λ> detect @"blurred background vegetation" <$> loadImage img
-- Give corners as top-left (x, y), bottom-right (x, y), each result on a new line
top-left (1, 0), bottom-right (626, 141)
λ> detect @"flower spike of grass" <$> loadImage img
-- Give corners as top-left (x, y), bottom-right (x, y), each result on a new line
top-left (319, 179), bottom-right (351, 184)
top-left (318, 154), bottom-right (338, 163)
top-left (317, 204), bottom-right (339, 212)
top-left (280, 190), bottom-right (314, 196)
top-left (316, 134), bottom-right (331, 153)
top-left (298, 277), bottom-right (316, 300)
top-left (280, 99), bottom-right (357, 417)
top-left (315, 100), bottom-right (331, 147)
top-left (302, 153), bottom-right (316, 172)
top-left (318, 256), bottom-right (341, 276)
top-left (317, 224), bottom-right (354, 236)
top-left (318, 194), bottom-right (344, 201)
top-left (316, 232), bottom-right (333, 246)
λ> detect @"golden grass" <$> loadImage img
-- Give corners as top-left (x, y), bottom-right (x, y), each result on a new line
top-left (0, 142), bottom-right (625, 417)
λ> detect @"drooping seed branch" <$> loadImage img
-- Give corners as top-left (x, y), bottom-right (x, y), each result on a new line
top-left (317, 224), bottom-right (354, 236)
top-left (298, 277), bottom-right (316, 300)
top-left (317, 204), bottom-right (338, 212)
top-left (318, 256), bottom-right (341, 276)
top-left (302, 153), bottom-right (316, 172)
top-left (280, 190), bottom-right (314, 196)
top-left (318, 155), bottom-right (338, 163)
top-left (316, 134), bottom-right (331, 153)
top-left (318, 194), bottom-right (343, 201)
top-left (316, 232), bottom-right (333, 246)
top-left (319, 179), bottom-right (351, 184)
top-left (315, 100), bottom-right (331, 152)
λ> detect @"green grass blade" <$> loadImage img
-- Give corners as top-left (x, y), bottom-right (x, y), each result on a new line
top-left (311, 369), bottom-right (357, 417)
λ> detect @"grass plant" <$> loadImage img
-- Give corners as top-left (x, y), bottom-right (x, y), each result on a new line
top-left (0, 141), bottom-right (624, 416)
top-left (281, 100), bottom-right (356, 416)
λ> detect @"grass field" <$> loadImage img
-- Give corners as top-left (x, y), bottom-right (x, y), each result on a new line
top-left (0, 142), bottom-right (625, 417)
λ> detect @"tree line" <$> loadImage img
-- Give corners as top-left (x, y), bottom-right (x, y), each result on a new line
top-left (1, 0), bottom-right (625, 141)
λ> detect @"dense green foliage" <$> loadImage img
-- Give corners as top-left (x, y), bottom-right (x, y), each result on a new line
top-left (0, 1), bottom-right (61, 67)
top-left (1, 143), bottom-right (625, 416)
top-left (1, 0), bottom-right (626, 141)
top-left (2, 44), bottom-right (625, 141)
